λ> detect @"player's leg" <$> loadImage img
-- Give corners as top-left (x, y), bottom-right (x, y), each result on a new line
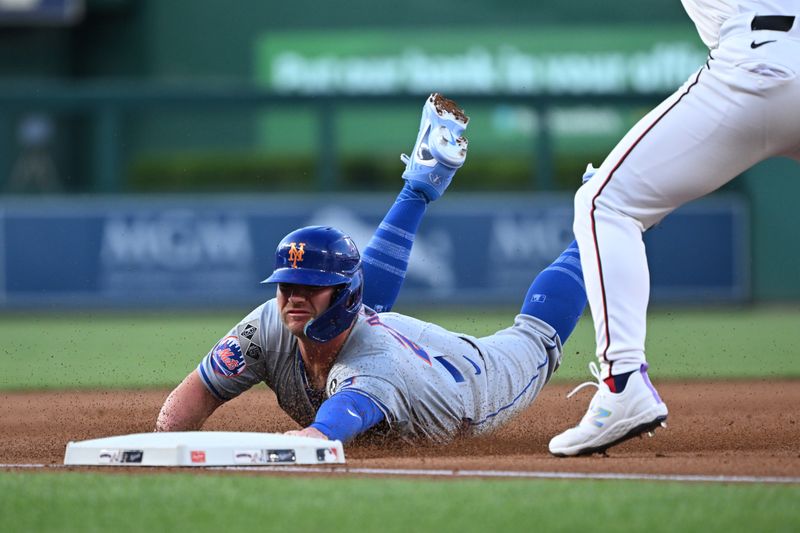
top-left (362, 93), bottom-right (469, 312)
top-left (551, 73), bottom-right (750, 457)
top-left (519, 239), bottom-right (587, 346)
top-left (514, 163), bottom-right (600, 346)
top-left (361, 185), bottom-right (426, 313)
top-left (467, 240), bottom-right (587, 435)
top-left (551, 23), bottom-right (800, 456)
top-left (581, 20), bottom-right (800, 375)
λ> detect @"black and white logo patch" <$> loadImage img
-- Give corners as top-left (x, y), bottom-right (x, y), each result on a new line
top-left (240, 324), bottom-right (257, 339)
top-left (245, 342), bottom-right (262, 360)
top-left (328, 378), bottom-right (338, 396)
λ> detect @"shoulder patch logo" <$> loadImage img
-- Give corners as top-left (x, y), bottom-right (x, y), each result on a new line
top-left (245, 342), bottom-right (262, 360)
top-left (211, 335), bottom-right (246, 377)
top-left (329, 376), bottom-right (356, 397)
top-left (240, 324), bottom-right (257, 339)
top-left (288, 242), bottom-right (306, 268)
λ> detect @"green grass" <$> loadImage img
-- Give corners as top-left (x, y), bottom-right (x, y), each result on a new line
top-left (2, 306), bottom-right (799, 390)
top-left (0, 312), bottom-right (239, 390)
top-left (2, 471), bottom-right (799, 533)
top-left (3, 310), bottom-right (799, 531)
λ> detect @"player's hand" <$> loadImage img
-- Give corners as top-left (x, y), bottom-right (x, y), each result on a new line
top-left (285, 427), bottom-right (329, 440)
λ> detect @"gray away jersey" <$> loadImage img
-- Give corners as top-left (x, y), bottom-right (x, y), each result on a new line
top-left (198, 300), bottom-right (562, 443)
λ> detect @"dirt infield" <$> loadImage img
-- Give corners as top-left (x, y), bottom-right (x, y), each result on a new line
top-left (3, 380), bottom-right (799, 477)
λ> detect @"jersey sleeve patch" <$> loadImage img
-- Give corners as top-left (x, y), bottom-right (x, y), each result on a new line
top-left (245, 342), bottom-right (262, 360)
top-left (210, 335), bottom-right (246, 377)
top-left (239, 323), bottom-right (258, 340)
top-left (328, 376), bottom-right (356, 396)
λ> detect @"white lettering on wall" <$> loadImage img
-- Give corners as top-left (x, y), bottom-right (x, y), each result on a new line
top-left (100, 211), bottom-right (253, 270)
top-left (269, 43), bottom-right (705, 95)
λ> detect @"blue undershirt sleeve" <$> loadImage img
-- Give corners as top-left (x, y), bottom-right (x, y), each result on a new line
top-left (309, 389), bottom-right (386, 443)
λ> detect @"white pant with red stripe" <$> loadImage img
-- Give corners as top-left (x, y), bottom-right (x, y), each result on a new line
top-left (574, 12), bottom-right (800, 378)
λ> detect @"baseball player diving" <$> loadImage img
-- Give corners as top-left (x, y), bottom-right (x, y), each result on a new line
top-left (156, 94), bottom-right (589, 444)
top-left (549, 1), bottom-right (800, 457)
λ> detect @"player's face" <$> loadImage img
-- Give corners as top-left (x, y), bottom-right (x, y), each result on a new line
top-left (276, 283), bottom-right (336, 337)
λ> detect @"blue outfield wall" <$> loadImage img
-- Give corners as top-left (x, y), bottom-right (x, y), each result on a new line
top-left (0, 194), bottom-right (748, 310)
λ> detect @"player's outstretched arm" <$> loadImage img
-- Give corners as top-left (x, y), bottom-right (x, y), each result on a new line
top-left (286, 390), bottom-right (384, 443)
top-left (155, 370), bottom-right (225, 432)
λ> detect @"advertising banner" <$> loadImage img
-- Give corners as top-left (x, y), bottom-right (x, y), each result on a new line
top-left (256, 27), bottom-right (706, 96)
top-left (0, 194), bottom-right (748, 309)
top-left (253, 26), bottom-right (707, 156)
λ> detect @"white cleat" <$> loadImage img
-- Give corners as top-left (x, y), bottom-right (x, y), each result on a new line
top-left (549, 362), bottom-right (668, 457)
top-left (401, 93), bottom-right (469, 202)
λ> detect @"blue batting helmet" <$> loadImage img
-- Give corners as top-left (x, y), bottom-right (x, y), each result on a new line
top-left (263, 225), bottom-right (363, 343)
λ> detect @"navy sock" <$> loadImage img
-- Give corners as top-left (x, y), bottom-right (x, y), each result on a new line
top-left (604, 370), bottom-right (635, 393)
top-left (362, 183), bottom-right (427, 312)
top-left (520, 240), bottom-right (587, 343)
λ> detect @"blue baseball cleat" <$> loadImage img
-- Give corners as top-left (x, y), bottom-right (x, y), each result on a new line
top-left (401, 93), bottom-right (469, 202)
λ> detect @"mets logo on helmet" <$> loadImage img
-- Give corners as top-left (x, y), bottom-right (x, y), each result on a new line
top-left (288, 242), bottom-right (306, 268)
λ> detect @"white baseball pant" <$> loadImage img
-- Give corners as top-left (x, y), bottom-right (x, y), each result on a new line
top-left (574, 11), bottom-right (800, 377)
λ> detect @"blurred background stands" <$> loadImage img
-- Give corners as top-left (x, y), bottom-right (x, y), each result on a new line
top-left (0, 0), bottom-right (797, 306)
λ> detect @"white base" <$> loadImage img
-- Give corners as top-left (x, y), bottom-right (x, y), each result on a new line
top-left (64, 431), bottom-right (345, 466)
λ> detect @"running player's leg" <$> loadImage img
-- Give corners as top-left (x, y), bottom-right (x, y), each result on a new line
top-left (577, 56), bottom-right (800, 375)
top-left (578, 29), bottom-right (800, 380)
top-left (552, 28), bottom-right (800, 456)
top-left (362, 94), bottom-right (468, 312)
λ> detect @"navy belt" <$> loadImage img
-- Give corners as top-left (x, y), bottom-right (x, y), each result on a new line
top-left (751, 15), bottom-right (795, 32)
